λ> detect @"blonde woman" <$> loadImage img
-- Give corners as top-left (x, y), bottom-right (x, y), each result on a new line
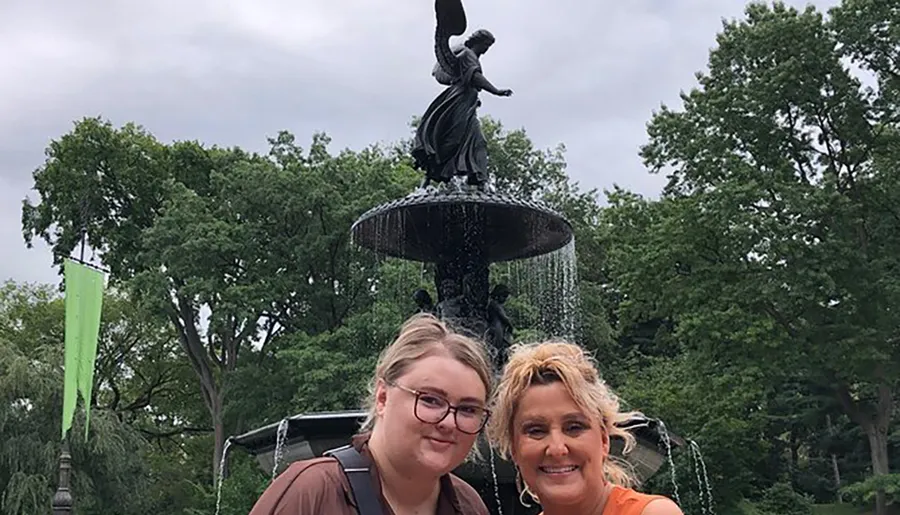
top-left (487, 341), bottom-right (682, 515)
top-left (249, 314), bottom-right (492, 515)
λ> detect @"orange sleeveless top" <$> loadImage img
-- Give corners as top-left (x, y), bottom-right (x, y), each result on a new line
top-left (538, 486), bottom-right (665, 515)
top-left (602, 486), bottom-right (666, 514)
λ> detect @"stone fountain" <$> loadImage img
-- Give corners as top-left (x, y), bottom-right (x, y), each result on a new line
top-left (230, 0), bottom-right (684, 512)
top-left (228, 115), bottom-right (685, 514)
top-left (349, 188), bottom-right (575, 368)
top-left (232, 410), bottom-right (681, 514)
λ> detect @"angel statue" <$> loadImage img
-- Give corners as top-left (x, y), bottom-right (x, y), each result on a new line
top-left (411, 0), bottom-right (513, 190)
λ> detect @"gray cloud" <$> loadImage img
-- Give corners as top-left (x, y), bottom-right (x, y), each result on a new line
top-left (0, 0), bottom-right (839, 285)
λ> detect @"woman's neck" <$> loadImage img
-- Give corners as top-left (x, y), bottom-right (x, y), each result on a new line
top-left (541, 481), bottom-right (615, 515)
top-left (368, 430), bottom-right (442, 514)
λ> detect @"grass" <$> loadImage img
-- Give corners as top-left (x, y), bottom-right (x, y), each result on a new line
top-left (734, 501), bottom-right (871, 515)
top-left (812, 503), bottom-right (871, 515)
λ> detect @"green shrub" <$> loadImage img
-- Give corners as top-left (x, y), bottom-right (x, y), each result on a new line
top-left (756, 482), bottom-right (814, 515)
top-left (840, 474), bottom-right (900, 508)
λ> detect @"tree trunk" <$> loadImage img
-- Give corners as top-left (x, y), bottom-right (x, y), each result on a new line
top-left (789, 430), bottom-right (799, 489)
top-left (826, 414), bottom-right (842, 503)
top-left (211, 392), bottom-right (226, 481)
top-left (835, 380), bottom-right (892, 515)
top-left (168, 297), bottom-right (227, 483)
top-left (167, 295), bottom-right (261, 483)
top-left (830, 453), bottom-right (842, 502)
top-left (865, 423), bottom-right (890, 515)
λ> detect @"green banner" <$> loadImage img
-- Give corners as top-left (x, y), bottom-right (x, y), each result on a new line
top-left (61, 259), bottom-right (106, 440)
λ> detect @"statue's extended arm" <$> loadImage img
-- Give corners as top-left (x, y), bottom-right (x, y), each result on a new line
top-left (472, 71), bottom-right (512, 96)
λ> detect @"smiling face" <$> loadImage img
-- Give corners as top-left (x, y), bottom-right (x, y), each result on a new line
top-left (374, 352), bottom-right (488, 477)
top-left (511, 381), bottom-right (609, 508)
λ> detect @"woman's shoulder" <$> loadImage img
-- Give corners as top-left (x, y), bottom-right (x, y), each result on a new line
top-left (608, 486), bottom-right (683, 515)
top-left (248, 457), bottom-right (348, 514)
top-left (282, 456), bottom-right (345, 481)
top-left (446, 473), bottom-right (491, 514)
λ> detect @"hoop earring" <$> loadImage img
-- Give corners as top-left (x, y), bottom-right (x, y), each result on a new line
top-left (519, 487), bottom-right (533, 508)
top-left (515, 467), bottom-right (537, 508)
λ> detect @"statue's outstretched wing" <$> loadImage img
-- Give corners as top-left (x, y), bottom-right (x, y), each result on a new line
top-left (433, 0), bottom-right (467, 83)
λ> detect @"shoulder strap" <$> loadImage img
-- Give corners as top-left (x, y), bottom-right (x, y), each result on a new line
top-left (324, 445), bottom-right (385, 515)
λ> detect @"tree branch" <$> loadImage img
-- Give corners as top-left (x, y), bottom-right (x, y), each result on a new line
top-left (169, 294), bottom-right (219, 415)
top-left (834, 382), bottom-right (868, 430)
top-left (139, 426), bottom-right (213, 439)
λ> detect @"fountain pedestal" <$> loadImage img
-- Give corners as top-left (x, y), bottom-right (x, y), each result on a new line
top-left (351, 187), bottom-right (573, 366)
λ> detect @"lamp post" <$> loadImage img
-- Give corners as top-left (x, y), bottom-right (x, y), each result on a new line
top-left (51, 439), bottom-right (73, 514)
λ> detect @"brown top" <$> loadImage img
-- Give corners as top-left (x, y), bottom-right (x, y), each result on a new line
top-left (248, 433), bottom-right (490, 515)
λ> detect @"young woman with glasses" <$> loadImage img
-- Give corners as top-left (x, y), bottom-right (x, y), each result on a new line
top-left (249, 313), bottom-right (493, 514)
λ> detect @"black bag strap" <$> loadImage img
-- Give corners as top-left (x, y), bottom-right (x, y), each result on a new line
top-left (324, 445), bottom-right (385, 515)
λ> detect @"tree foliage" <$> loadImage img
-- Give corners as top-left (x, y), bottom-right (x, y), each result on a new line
top-left (10, 4), bottom-right (900, 512)
top-left (0, 282), bottom-right (183, 514)
top-left (605, 1), bottom-right (899, 513)
top-left (21, 120), bottom-right (419, 481)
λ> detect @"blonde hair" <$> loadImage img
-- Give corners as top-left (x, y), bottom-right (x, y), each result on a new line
top-left (360, 313), bottom-right (493, 432)
top-left (486, 340), bottom-right (640, 488)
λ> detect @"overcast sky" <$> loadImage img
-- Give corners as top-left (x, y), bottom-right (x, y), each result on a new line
top-left (1, 0), bottom-right (839, 286)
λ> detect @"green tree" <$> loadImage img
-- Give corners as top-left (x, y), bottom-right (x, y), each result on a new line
top-left (21, 119), bottom-right (418, 482)
top-left (606, 2), bottom-right (899, 513)
top-left (0, 281), bottom-right (185, 514)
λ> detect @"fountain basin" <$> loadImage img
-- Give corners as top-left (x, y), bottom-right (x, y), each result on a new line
top-left (350, 189), bottom-right (574, 263)
top-left (230, 409), bottom-right (683, 513)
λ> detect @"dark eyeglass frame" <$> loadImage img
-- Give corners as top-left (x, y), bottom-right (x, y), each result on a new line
top-left (385, 379), bottom-right (491, 435)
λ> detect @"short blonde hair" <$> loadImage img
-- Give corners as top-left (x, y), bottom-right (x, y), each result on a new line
top-left (360, 313), bottom-right (493, 432)
top-left (486, 340), bottom-right (639, 487)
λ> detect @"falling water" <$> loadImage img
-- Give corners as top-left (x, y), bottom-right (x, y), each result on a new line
top-left (690, 440), bottom-right (715, 515)
top-left (510, 239), bottom-right (581, 341)
top-left (272, 418), bottom-right (290, 479)
top-left (689, 441), bottom-right (707, 515)
top-left (215, 438), bottom-right (233, 515)
top-left (657, 421), bottom-right (681, 506)
top-left (487, 443), bottom-right (503, 515)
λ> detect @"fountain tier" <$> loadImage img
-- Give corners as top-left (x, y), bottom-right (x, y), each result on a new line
top-left (350, 189), bottom-right (574, 263)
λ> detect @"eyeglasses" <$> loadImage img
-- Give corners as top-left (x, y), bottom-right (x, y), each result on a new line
top-left (386, 380), bottom-right (490, 435)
